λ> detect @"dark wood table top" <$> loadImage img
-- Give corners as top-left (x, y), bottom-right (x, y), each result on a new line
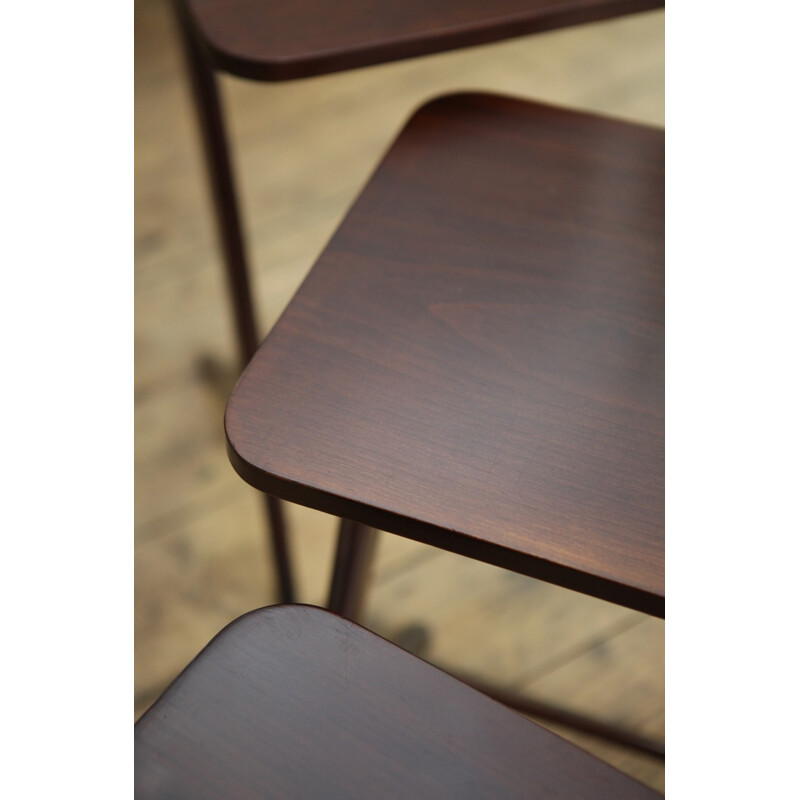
top-left (183, 0), bottom-right (664, 80)
top-left (135, 605), bottom-right (660, 798)
top-left (226, 94), bottom-right (664, 617)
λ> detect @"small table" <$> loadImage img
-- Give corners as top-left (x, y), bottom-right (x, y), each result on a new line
top-left (225, 93), bottom-right (664, 618)
top-left (135, 605), bottom-right (661, 798)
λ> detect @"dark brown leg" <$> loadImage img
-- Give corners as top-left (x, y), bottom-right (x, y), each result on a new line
top-left (172, 0), bottom-right (259, 361)
top-left (446, 671), bottom-right (664, 759)
top-left (171, 0), bottom-right (295, 603)
top-left (327, 520), bottom-right (377, 620)
top-left (263, 494), bottom-right (295, 604)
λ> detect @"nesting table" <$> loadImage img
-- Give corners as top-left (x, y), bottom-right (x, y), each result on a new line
top-left (225, 93), bottom-right (664, 617)
top-left (135, 605), bottom-right (661, 799)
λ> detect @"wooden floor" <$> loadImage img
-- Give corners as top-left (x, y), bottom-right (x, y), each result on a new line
top-left (135, 0), bottom-right (665, 791)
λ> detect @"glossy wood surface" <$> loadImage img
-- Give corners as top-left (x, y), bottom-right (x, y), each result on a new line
top-left (135, 605), bottom-right (660, 799)
top-left (226, 94), bottom-right (664, 616)
top-left (183, 0), bottom-right (664, 80)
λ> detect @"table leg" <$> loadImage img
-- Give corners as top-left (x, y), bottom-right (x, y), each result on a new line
top-left (448, 671), bottom-right (664, 759)
top-left (171, 0), bottom-right (295, 603)
top-left (328, 519), bottom-right (377, 620)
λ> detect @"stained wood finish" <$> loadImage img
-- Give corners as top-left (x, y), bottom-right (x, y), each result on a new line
top-left (183, 0), bottom-right (664, 80)
top-left (226, 94), bottom-right (665, 616)
top-left (135, 605), bottom-right (660, 799)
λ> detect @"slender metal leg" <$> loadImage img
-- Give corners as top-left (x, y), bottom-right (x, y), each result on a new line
top-left (444, 670), bottom-right (664, 759)
top-left (172, 0), bottom-right (259, 361)
top-left (263, 494), bottom-right (295, 605)
top-left (171, 0), bottom-right (295, 603)
top-left (327, 520), bottom-right (377, 620)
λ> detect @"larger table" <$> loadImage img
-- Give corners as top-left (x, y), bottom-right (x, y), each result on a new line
top-left (226, 93), bottom-right (664, 619)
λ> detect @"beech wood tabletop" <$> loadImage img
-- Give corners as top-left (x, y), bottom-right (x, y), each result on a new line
top-left (226, 94), bottom-right (664, 616)
top-left (182, 0), bottom-right (665, 80)
top-left (135, 605), bottom-right (661, 798)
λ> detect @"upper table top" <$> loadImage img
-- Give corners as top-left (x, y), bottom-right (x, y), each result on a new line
top-left (181, 0), bottom-right (665, 80)
top-left (136, 605), bottom-right (660, 798)
top-left (226, 94), bottom-right (664, 616)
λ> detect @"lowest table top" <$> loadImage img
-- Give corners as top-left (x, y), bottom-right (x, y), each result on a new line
top-left (136, 606), bottom-right (660, 798)
top-left (226, 94), bottom-right (664, 616)
top-left (183, 0), bottom-right (665, 80)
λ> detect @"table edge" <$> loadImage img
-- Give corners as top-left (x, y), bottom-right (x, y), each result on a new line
top-left (225, 435), bottom-right (664, 618)
top-left (186, 1), bottom-right (665, 81)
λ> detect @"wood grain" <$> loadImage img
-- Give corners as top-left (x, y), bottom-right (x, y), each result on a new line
top-left (135, 605), bottom-right (660, 799)
top-left (226, 93), bottom-right (664, 616)
top-left (182, 0), bottom-right (664, 80)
